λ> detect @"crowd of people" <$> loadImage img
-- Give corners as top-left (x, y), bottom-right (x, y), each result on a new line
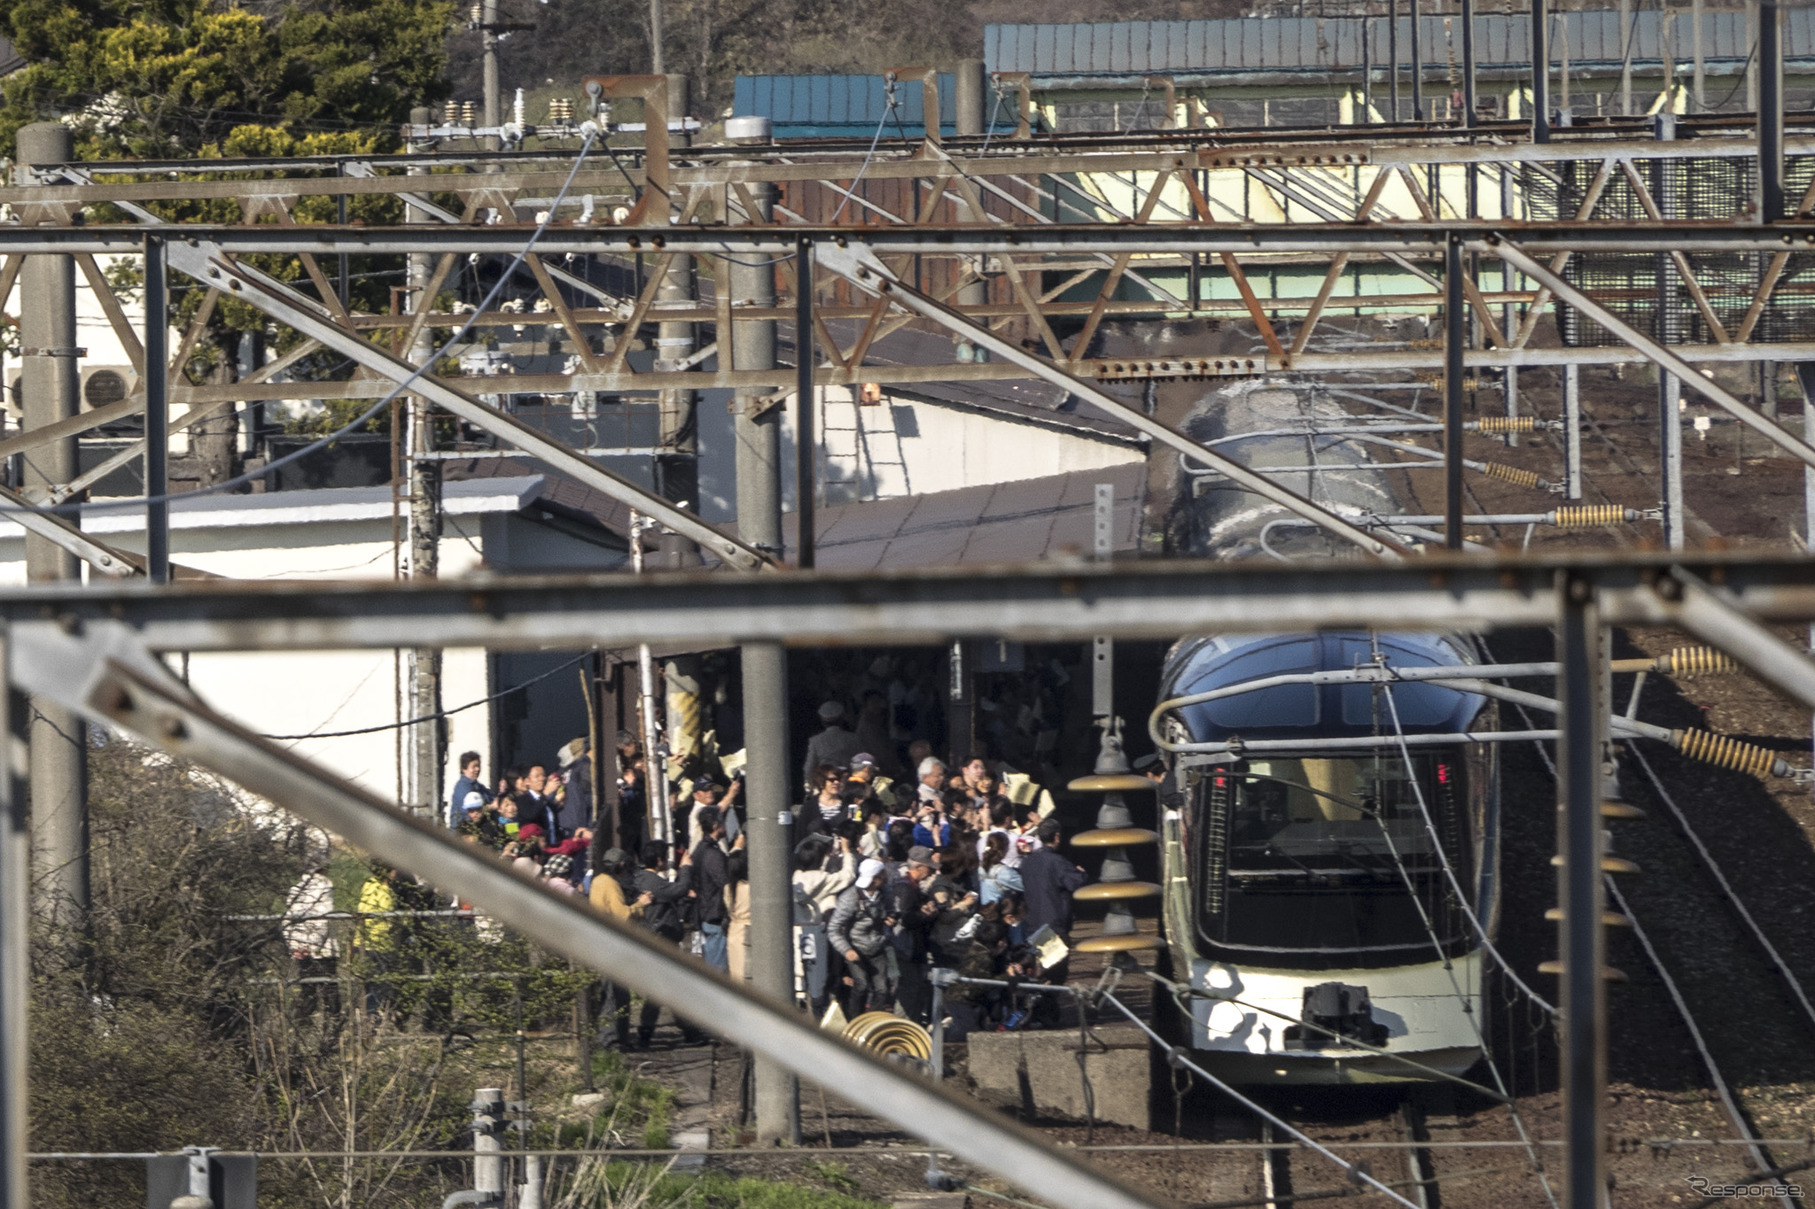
top-left (420, 697), bottom-right (1091, 1048)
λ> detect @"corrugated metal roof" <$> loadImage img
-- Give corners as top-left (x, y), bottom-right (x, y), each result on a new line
top-left (734, 73), bottom-right (958, 137)
top-left (779, 462), bottom-right (1146, 571)
top-left (986, 10), bottom-right (1815, 76)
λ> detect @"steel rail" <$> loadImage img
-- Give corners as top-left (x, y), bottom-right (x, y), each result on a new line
top-left (1624, 743), bottom-right (1815, 1039)
top-left (1092, 990), bottom-right (1420, 1209)
top-left (5, 638), bottom-right (1171, 1209)
top-left (1508, 693), bottom-right (1794, 1207)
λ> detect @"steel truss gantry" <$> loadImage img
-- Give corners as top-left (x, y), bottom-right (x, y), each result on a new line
top-left (3, 551), bottom-right (1815, 1209)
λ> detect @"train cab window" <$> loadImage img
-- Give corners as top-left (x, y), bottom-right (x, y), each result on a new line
top-left (1194, 753), bottom-right (1475, 969)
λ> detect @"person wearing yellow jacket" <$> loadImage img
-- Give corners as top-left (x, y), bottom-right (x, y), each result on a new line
top-left (588, 848), bottom-right (651, 1050)
top-left (354, 863), bottom-right (400, 1025)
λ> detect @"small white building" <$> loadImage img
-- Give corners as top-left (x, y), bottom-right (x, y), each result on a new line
top-left (0, 475), bottom-right (622, 807)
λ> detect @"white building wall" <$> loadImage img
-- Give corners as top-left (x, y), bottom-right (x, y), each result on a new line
top-left (0, 509), bottom-right (538, 813)
top-left (781, 388), bottom-right (1143, 507)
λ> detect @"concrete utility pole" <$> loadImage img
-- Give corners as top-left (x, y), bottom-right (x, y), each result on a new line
top-left (955, 59), bottom-right (985, 136)
top-left (473, 1088), bottom-right (505, 1201)
top-left (15, 122), bottom-right (88, 933)
top-left (724, 114), bottom-right (800, 1146)
top-left (649, 0), bottom-right (665, 75)
top-left (655, 75), bottom-right (699, 567)
top-left (482, 0), bottom-right (501, 146)
top-left (405, 109), bottom-right (444, 820)
top-left (953, 63), bottom-right (988, 364)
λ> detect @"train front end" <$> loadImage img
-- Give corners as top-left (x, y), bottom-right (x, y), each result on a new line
top-left (1154, 631), bottom-right (1498, 1086)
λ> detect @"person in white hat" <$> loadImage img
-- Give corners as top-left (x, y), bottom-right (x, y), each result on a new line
top-left (801, 699), bottom-right (862, 792)
top-left (827, 857), bottom-right (897, 1014)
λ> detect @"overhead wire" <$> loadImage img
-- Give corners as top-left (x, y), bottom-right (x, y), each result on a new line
top-left (1379, 681), bottom-right (1558, 1015)
top-left (259, 651), bottom-right (591, 741)
top-left (1092, 989), bottom-right (1423, 1209)
top-left (1377, 683), bottom-right (1561, 1209)
top-left (0, 129), bottom-right (599, 521)
top-left (829, 95), bottom-right (898, 223)
top-left (1504, 693), bottom-right (1797, 1208)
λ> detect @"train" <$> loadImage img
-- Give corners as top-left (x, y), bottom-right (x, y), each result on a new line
top-left (1148, 381), bottom-right (1501, 1085)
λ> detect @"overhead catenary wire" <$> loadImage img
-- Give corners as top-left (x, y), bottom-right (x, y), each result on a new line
top-left (1503, 691), bottom-right (1798, 1209)
top-left (1381, 682), bottom-right (1559, 1016)
top-left (0, 129), bottom-right (599, 521)
top-left (1092, 988), bottom-right (1424, 1209)
top-left (828, 95), bottom-right (899, 223)
top-left (1378, 683), bottom-right (1562, 1209)
top-left (259, 650), bottom-right (590, 740)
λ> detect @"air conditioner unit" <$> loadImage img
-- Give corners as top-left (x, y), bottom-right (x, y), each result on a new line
top-left (2, 364), bottom-right (139, 423)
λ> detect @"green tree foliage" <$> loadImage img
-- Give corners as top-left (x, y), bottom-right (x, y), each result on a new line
top-left (0, 0), bottom-right (456, 159)
top-left (445, 0), bottom-right (978, 116)
top-left (0, 0), bottom-right (460, 400)
top-left (31, 740), bottom-right (309, 1209)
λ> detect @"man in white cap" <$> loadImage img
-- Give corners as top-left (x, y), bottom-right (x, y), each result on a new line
top-left (802, 700), bottom-right (862, 792)
top-left (827, 857), bottom-right (897, 1014)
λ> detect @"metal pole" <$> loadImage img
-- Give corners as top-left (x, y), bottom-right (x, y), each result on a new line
top-left (1532, 0), bottom-right (1550, 142)
top-left (741, 641), bottom-right (798, 1143)
top-left (1500, 171), bottom-right (1518, 442)
top-left (1410, 0), bottom-right (1424, 120)
top-left (1462, 0), bottom-right (1478, 216)
top-left (629, 517), bottom-right (670, 853)
top-left (405, 110), bottom-right (442, 819)
top-left (336, 185), bottom-right (350, 311)
top-left (143, 237), bottom-right (169, 585)
top-left (481, 0), bottom-right (501, 147)
top-left (1619, 0), bottom-right (1633, 116)
top-left (1389, 0), bottom-right (1400, 121)
top-left (656, 78), bottom-right (698, 569)
top-left (474, 1088), bottom-right (504, 1200)
top-left (1655, 115), bottom-right (1685, 552)
top-left (727, 146), bottom-right (800, 1147)
top-left (1363, 19), bottom-right (1373, 124)
top-left (1693, 0), bottom-right (1706, 110)
top-left (1461, 0), bottom-right (1476, 128)
top-left (795, 240), bottom-right (815, 569)
top-left (1805, 397), bottom-right (1814, 780)
top-left (929, 975), bottom-right (948, 1081)
top-left (1565, 364), bottom-right (1583, 500)
top-left (1445, 236), bottom-right (1465, 549)
top-left (1556, 574), bottom-right (1608, 1209)
top-left (16, 122), bottom-right (86, 934)
top-left (1748, 1), bottom-right (1760, 111)
top-left (648, 0), bottom-right (664, 75)
top-left (1760, 0), bottom-right (1784, 222)
top-left (0, 642), bottom-right (28, 1209)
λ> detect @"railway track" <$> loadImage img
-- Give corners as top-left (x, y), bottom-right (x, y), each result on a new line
top-left (1485, 637), bottom-right (1815, 1207)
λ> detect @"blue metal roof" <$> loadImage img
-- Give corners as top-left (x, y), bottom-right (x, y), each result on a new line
top-left (732, 74), bottom-right (952, 138)
top-left (986, 10), bottom-right (1812, 77)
